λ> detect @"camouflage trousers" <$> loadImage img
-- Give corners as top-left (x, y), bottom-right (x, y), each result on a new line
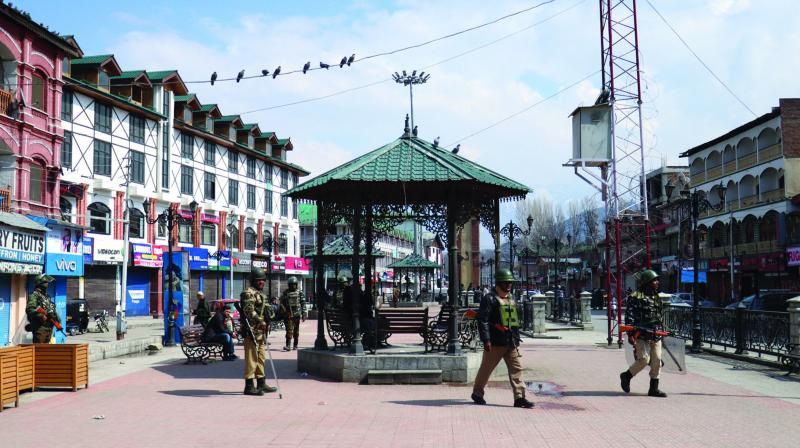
top-left (243, 334), bottom-right (266, 379)
top-left (33, 327), bottom-right (53, 343)
top-left (629, 339), bottom-right (662, 379)
top-left (284, 316), bottom-right (300, 347)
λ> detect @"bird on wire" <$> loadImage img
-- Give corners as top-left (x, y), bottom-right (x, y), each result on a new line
top-left (236, 70), bottom-right (245, 83)
top-left (261, 69), bottom-right (269, 76)
top-left (452, 144), bottom-right (460, 154)
top-left (303, 62), bottom-right (311, 74)
top-left (272, 66), bottom-right (281, 79)
top-left (210, 72), bottom-right (217, 86)
top-left (347, 54), bottom-right (355, 66)
top-left (320, 62), bottom-right (330, 70)
top-left (339, 56), bottom-right (347, 68)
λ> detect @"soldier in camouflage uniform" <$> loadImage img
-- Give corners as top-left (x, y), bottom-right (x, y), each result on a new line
top-left (240, 268), bottom-right (278, 396)
top-left (26, 274), bottom-right (59, 343)
top-left (280, 276), bottom-right (306, 351)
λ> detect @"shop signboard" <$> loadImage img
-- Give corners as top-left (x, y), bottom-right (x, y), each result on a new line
top-left (93, 239), bottom-right (124, 265)
top-left (131, 243), bottom-right (164, 268)
top-left (0, 223), bottom-right (45, 265)
top-left (788, 246), bottom-right (800, 267)
top-left (208, 250), bottom-right (231, 271)
top-left (44, 224), bottom-right (84, 276)
top-left (284, 256), bottom-right (310, 275)
top-left (742, 253), bottom-right (786, 272)
top-left (232, 252), bottom-right (252, 272)
top-left (186, 247), bottom-right (209, 270)
top-left (680, 268), bottom-right (706, 283)
top-left (126, 269), bottom-right (151, 316)
top-left (83, 236), bottom-right (93, 264)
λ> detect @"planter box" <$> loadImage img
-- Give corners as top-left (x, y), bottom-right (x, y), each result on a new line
top-left (22, 343), bottom-right (89, 391)
top-left (0, 352), bottom-right (19, 411)
top-left (0, 346), bottom-right (34, 392)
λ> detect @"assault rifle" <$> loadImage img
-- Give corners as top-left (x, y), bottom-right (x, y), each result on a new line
top-left (36, 306), bottom-right (67, 337)
top-left (621, 324), bottom-right (684, 372)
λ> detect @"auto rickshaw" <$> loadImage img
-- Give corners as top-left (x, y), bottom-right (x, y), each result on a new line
top-left (65, 298), bottom-right (89, 335)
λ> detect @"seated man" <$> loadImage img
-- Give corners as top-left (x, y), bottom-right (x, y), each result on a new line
top-left (202, 305), bottom-right (237, 361)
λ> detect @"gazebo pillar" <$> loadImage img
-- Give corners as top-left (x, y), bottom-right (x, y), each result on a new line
top-left (314, 202), bottom-right (328, 350)
top-left (494, 198), bottom-right (501, 274)
top-left (350, 204), bottom-right (365, 355)
top-left (447, 199), bottom-right (462, 355)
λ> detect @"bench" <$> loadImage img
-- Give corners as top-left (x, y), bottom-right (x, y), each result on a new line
top-left (179, 325), bottom-right (224, 364)
top-left (325, 308), bottom-right (353, 350)
top-left (427, 306), bottom-right (479, 352)
top-left (779, 343), bottom-right (800, 376)
top-left (376, 308), bottom-right (429, 352)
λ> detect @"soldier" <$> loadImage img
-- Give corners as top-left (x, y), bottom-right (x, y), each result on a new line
top-left (192, 291), bottom-right (211, 326)
top-left (280, 276), bottom-right (306, 351)
top-left (471, 268), bottom-right (534, 409)
top-left (619, 269), bottom-right (668, 398)
top-left (331, 275), bottom-right (348, 309)
top-left (240, 268), bottom-right (278, 396)
top-left (26, 274), bottom-right (59, 343)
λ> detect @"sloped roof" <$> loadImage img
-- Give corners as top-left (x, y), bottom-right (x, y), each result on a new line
top-left (71, 54), bottom-right (113, 65)
top-left (111, 70), bottom-right (148, 83)
top-left (286, 133), bottom-right (530, 203)
top-left (304, 235), bottom-right (383, 258)
top-left (386, 253), bottom-right (441, 270)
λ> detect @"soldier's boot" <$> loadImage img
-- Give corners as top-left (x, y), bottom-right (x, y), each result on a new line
top-left (283, 340), bottom-right (291, 351)
top-left (292, 337), bottom-right (299, 350)
top-left (620, 370), bottom-right (633, 393)
top-left (244, 378), bottom-right (263, 396)
top-left (256, 377), bottom-right (277, 394)
top-left (648, 378), bottom-right (667, 398)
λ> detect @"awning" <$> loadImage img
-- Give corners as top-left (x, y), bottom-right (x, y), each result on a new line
top-left (0, 211), bottom-right (50, 232)
top-left (26, 215), bottom-right (90, 230)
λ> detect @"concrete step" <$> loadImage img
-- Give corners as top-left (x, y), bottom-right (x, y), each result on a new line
top-left (367, 369), bottom-right (443, 385)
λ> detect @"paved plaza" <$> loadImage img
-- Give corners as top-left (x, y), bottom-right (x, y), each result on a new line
top-left (1, 315), bottom-right (799, 448)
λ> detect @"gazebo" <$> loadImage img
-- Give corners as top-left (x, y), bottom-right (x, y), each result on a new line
top-left (286, 118), bottom-right (530, 356)
top-left (303, 234), bottom-right (384, 287)
top-left (386, 253), bottom-right (441, 299)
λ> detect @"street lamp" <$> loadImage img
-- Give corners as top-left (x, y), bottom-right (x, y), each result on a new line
top-left (258, 233), bottom-right (274, 299)
top-left (500, 215), bottom-right (533, 274)
top-left (548, 233), bottom-right (571, 319)
top-left (392, 70), bottom-right (430, 130)
top-left (517, 243), bottom-right (541, 291)
top-left (210, 250), bottom-right (229, 300)
top-left (142, 199), bottom-right (197, 346)
top-left (665, 182), bottom-right (726, 353)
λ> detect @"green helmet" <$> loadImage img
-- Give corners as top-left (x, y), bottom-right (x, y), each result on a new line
top-left (495, 268), bottom-right (516, 283)
top-left (250, 268), bottom-right (267, 282)
top-left (636, 269), bottom-right (659, 289)
top-left (35, 274), bottom-right (55, 286)
top-left (287, 276), bottom-right (298, 285)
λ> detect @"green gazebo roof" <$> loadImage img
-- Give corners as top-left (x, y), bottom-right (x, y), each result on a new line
top-left (304, 235), bottom-right (383, 258)
top-left (285, 133), bottom-right (530, 203)
top-left (386, 254), bottom-right (441, 270)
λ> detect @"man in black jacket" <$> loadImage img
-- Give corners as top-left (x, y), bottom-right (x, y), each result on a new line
top-left (202, 306), bottom-right (237, 361)
top-left (471, 268), bottom-right (534, 409)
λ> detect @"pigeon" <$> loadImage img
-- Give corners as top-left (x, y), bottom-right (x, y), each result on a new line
top-left (347, 54), bottom-right (355, 66)
top-left (236, 70), bottom-right (245, 83)
top-left (339, 56), bottom-right (347, 68)
top-left (319, 62), bottom-right (330, 70)
top-left (210, 72), bottom-right (217, 86)
top-left (303, 61), bottom-right (310, 74)
top-left (272, 66), bottom-right (281, 79)
top-left (412, 125), bottom-right (418, 137)
top-left (261, 69), bottom-right (269, 76)
top-left (412, 70), bottom-right (417, 76)
top-left (452, 144), bottom-right (460, 154)
top-left (433, 137), bottom-right (440, 148)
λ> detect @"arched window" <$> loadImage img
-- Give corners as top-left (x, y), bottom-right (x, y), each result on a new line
top-left (28, 161), bottom-right (43, 203)
top-left (279, 232), bottom-right (288, 254)
top-left (88, 202), bottom-right (111, 234)
top-left (60, 197), bottom-right (73, 222)
top-left (129, 208), bottom-right (144, 239)
top-left (244, 227), bottom-right (257, 251)
top-left (227, 224), bottom-right (239, 250)
top-left (31, 71), bottom-right (46, 111)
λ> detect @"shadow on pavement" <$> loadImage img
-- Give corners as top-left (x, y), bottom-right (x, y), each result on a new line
top-left (151, 357), bottom-right (297, 380)
top-left (387, 399), bottom-right (504, 408)
top-left (678, 391), bottom-right (800, 400)
top-left (159, 389), bottom-right (243, 397)
top-left (561, 390), bottom-right (627, 397)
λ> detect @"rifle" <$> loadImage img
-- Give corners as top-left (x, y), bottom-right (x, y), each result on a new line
top-left (36, 306), bottom-right (67, 337)
top-left (621, 324), bottom-right (684, 372)
top-left (234, 301), bottom-right (283, 399)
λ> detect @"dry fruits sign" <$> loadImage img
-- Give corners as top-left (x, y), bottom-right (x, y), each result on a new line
top-left (0, 224), bottom-right (45, 265)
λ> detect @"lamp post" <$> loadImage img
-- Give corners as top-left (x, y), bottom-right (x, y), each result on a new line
top-left (547, 233), bottom-right (571, 319)
top-left (392, 70), bottom-right (430, 129)
top-left (518, 243), bottom-right (540, 292)
top-left (142, 199), bottom-right (197, 346)
top-left (210, 250), bottom-right (229, 300)
top-left (500, 215), bottom-right (533, 274)
top-left (665, 182), bottom-right (726, 353)
top-left (259, 234), bottom-right (274, 299)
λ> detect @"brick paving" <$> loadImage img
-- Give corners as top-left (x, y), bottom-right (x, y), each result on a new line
top-left (1, 319), bottom-right (799, 447)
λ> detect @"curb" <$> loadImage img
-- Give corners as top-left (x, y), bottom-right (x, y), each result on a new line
top-left (88, 335), bottom-right (163, 363)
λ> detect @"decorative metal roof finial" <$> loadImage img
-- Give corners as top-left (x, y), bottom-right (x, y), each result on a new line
top-left (402, 114), bottom-right (411, 138)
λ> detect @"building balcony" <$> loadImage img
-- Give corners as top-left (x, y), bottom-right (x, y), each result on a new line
top-left (727, 200), bottom-right (740, 211)
top-left (761, 187), bottom-right (785, 204)
top-left (723, 160), bottom-right (736, 174)
top-left (706, 165), bottom-right (722, 182)
top-left (740, 193), bottom-right (759, 208)
top-left (757, 239), bottom-right (779, 252)
top-left (759, 144), bottom-right (782, 162)
top-left (689, 172), bottom-right (705, 187)
top-left (737, 153), bottom-right (757, 170)
top-left (0, 89), bottom-right (11, 116)
top-left (736, 242), bottom-right (758, 254)
top-left (0, 186), bottom-right (10, 212)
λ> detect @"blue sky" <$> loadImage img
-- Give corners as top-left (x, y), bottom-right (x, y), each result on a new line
top-left (19, 0), bottom-right (800, 245)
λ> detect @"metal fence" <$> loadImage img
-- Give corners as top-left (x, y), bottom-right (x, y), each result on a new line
top-left (543, 296), bottom-right (582, 325)
top-left (665, 306), bottom-right (790, 357)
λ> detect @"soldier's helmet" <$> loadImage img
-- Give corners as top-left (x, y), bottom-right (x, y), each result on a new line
top-left (287, 276), bottom-right (298, 285)
top-left (35, 274), bottom-right (55, 286)
top-left (495, 268), bottom-right (517, 283)
top-left (250, 268), bottom-right (267, 282)
top-left (635, 269), bottom-right (659, 289)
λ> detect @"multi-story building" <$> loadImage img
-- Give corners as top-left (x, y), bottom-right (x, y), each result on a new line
top-left (680, 99), bottom-right (800, 304)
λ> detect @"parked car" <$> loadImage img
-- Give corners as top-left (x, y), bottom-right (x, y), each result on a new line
top-left (668, 293), bottom-right (715, 308)
top-left (725, 291), bottom-right (799, 312)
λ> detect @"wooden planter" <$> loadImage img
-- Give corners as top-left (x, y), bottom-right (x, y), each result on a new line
top-left (23, 343), bottom-right (89, 391)
top-left (0, 352), bottom-right (19, 411)
top-left (0, 345), bottom-right (35, 393)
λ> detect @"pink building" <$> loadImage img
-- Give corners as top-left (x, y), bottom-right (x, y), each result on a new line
top-left (0, 4), bottom-right (80, 217)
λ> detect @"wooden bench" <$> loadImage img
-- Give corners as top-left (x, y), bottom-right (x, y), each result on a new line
top-left (376, 308), bottom-right (429, 351)
top-left (779, 343), bottom-right (800, 376)
top-left (427, 306), bottom-right (479, 352)
top-left (325, 308), bottom-right (353, 350)
top-left (179, 325), bottom-right (224, 364)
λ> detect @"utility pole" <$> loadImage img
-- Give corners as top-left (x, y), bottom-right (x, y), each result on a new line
top-left (117, 156), bottom-right (132, 340)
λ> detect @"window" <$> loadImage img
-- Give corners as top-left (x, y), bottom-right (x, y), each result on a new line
top-left (161, 124), bottom-right (169, 189)
top-left (204, 172), bottom-right (216, 200)
top-left (293, 174), bottom-right (298, 188)
top-left (247, 157), bottom-right (256, 178)
top-left (244, 227), bottom-right (257, 251)
top-left (95, 103), bottom-right (112, 133)
top-left (61, 90), bottom-right (72, 121)
top-left (204, 141), bottom-right (215, 165)
top-left (130, 116), bottom-right (145, 144)
top-left (292, 199), bottom-right (298, 220)
top-left (94, 140), bottom-right (111, 176)
top-left (281, 195), bottom-right (288, 217)
top-left (180, 165), bottom-right (193, 195)
top-left (162, 91), bottom-right (170, 116)
top-left (280, 169), bottom-right (288, 188)
top-left (247, 184), bottom-right (255, 209)
top-left (227, 224), bottom-right (239, 250)
top-left (62, 57), bottom-right (70, 76)
top-left (201, 223), bottom-right (216, 246)
top-left (31, 72), bottom-right (46, 111)
top-left (60, 197), bottom-right (73, 222)
top-left (265, 164), bottom-right (272, 184)
top-left (181, 134), bottom-right (193, 158)
top-left (228, 180), bottom-right (238, 206)
top-left (61, 131), bottom-right (72, 169)
top-left (88, 202), bottom-right (111, 234)
top-left (263, 230), bottom-right (273, 253)
top-left (265, 189), bottom-right (273, 213)
top-left (158, 220), bottom-right (166, 238)
top-left (129, 208), bottom-right (144, 239)
top-left (228, 152), bottom-right (238, 173)
top-left (279, 233), bottom-right (288, 254)
top-left (98, 70), bottom-right (110, 90)
top-left (178, 222), bottom-right (192, 243)
top-left (28, 162), bottom-right (43, 203)
top-left (130, 150), bottom-right (145, 184)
